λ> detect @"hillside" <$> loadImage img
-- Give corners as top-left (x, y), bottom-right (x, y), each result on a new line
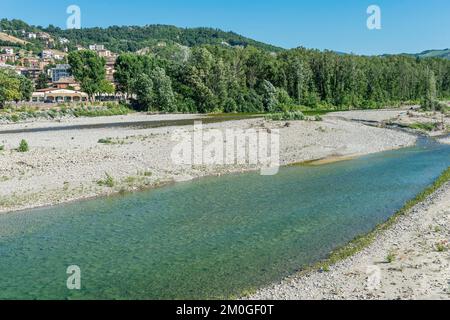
top-left (414, 49), bottom-right (450, 59)
top-left (0, 19), bottom-right (283, 53)
top-left (0, 31), bottom-right (28, 45)
top-left (47, 25), bottom-right (284, 53)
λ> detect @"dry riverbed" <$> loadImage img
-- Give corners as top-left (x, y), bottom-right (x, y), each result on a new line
top-left (0, 112), bottom-right (415, 214)
top-left (333, 108), bottom-right (450, 138)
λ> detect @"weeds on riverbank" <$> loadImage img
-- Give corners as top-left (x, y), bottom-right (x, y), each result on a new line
top-left (265, 110), bottom-right (326, 122)
top-left (386, 251), bottom-right (396, 263)
top-left (265, 111), bottom-right (305, 121)
top-left (98, 138), bottom-right (113, 144)
top-left (435, 240), bottom-right (448, 252)
top-left (97, 173), bottom-right (115, 188)
top-left (97, 137), bottom-right (130, 145)
top-left (408, 122), bottom-right (439, 132)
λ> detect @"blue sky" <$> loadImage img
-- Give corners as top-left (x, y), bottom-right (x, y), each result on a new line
top-left (2, 0), bottom-right (449, 55)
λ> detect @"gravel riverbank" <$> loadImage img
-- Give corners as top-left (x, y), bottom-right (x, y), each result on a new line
top-left (249, 182), bottom-right (450, 300)
top-left (0, 112), bottom-right (416, 214)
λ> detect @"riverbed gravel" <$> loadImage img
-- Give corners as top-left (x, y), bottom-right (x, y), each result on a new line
top-left (0, 113), bottom-right (416, 214)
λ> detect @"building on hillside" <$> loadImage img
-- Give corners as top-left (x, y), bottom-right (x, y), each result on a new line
top-left (37, 32), bottom-right (51, 40)
top-left (52, 77), bottom-right (80, 90)
top-left (27, 33), bottom-right (37, 39)
top-left (2, 47), bottom-right (14, 55)
top-left (31, 89), bottom-right (88, 103)
top-left (20, 68), bottom-right (41, 82)
top-left (0, 53), bottom-right (17, 64)
top-left (105, 55), bottom-right (117, 82)
top-left (37, 32), bottom-right (54, 47)
top-left (59, 38), bottom-right (70, 45)
top-left (41, 50), bottom-right (54, 59)
top-left (89, 44), bottom-right (105, 51)
top-left (37, 59), bottom-right (52, 70)
top-left (51, 64), bottom-right (71, 82)
top-left (97, 49), bottom-right (112, 58)
top-left (41, 49), bottom-right (66, 61)
top-left (89, 44), bottom-right (112, 58)
top-left (20, 57), bottom-right (41, 69)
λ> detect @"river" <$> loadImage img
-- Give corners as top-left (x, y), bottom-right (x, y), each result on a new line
top-left (0, 137), bottom-right (449, 299)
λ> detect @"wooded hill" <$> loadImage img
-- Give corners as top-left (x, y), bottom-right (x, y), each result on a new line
top-left (0, 19), bottom-right (282, 53)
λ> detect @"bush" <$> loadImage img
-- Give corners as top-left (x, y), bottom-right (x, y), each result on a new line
top-left (421, 98), bottom-right (448, 113)
top-left (18, 139), bottom-right (29, 152)
top-left (98, 138), bottom-right (114, 144)
top-left (265, 111), bottom-right (305, 121)
top-left (0, 145), bottom-right (4, 151)
top-left (408, 122), bottom-right (438, 132)
top-left (436, 241), bottom-right (448, 252)
top-left (386, 252), bottom-right (396, 263)
top-left (97, 173), bottom-right (115, 188)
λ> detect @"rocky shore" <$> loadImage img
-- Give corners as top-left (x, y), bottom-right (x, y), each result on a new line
top-left (0, 112), bottom-right (416, 214)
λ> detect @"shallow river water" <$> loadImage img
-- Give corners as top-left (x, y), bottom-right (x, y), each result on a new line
top-left (0, 138), bottom-right (449, 299)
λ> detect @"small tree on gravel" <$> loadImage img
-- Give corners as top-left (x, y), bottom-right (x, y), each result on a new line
top-left (18, 139), bottom-right (29, 152)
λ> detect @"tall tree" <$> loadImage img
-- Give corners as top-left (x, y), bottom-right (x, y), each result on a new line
top-left (114, 53), bottom-right (143, 97)
top-left (132, 73), bottom-right (154, 111)
top-left (36, 72), bottom-right (49, 90)
top-left (68, 50), bottom-right (107, 100)
top-left (18, 76), bottom-right (33, 102)
top-left (262, 80), bottom-right (278, 112)
top-left (0, 69), bottom-right (21, 107)
top-left (150, 67), bottom-right (176, 112)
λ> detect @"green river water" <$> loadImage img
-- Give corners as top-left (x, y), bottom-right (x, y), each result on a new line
top-left (0, 138), bottom-right (449, 299)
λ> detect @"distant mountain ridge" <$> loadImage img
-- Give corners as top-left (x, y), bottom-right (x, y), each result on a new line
top-left (413, 49), bottom-right (450, 60)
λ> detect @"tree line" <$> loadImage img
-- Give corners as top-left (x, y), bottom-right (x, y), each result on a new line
top-left (3, 42), bottom-right (450, 113)
top-left (110, 45), bottom-right (450, 113)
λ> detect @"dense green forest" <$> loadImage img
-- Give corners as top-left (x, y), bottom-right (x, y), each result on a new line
top-left (2, 18), bottom-right (450, 113)
top-left (0, 19), bottom-right (282, 53)
top-left (48, 25), bottom-right (283, 53)
top-left (111, 45), bottom-right (450, 113)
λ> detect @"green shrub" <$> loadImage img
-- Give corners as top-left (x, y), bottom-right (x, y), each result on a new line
top-left (0, 145), bottom-right (4, 151)
top-left (97, 173), bottom-right (115, 188)
top-left (18, 139), bottom-right (29, 152)
top-left (265, 111), bottom-right (305, 121)
top-left (421, 99), bottom-right (448, 113)
top-left (98, 138), bottom-right (114, 144)
top-left (386, 252), bottom-right (396, 263)
top-left (408, 122), bottom-right (438, 132)
top-left (436, 241), bottom-right (448, 252)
